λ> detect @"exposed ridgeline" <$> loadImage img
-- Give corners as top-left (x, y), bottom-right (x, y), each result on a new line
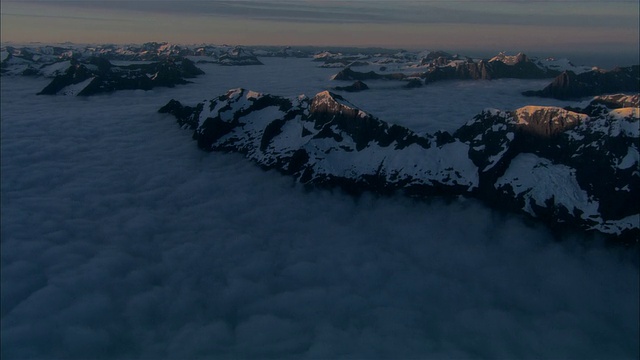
top-left (0, 43), bottom-right (264, 66)
top-left (334, 80), bottom-right (370, 92)
top-left (160, 90), bottom-right (639, 243)
top-left (423, 53), bottom-right (555, 82)
top-left (522, 65), bottom-right (640, 100)
top-left (195, 46), bottom-right (263, 66)
top-left (331, 53), bottom-right (562, 84)
top-left (35, 56), bottom-right (204, 96)
top-left (455, 95), bottom-right (639, 238)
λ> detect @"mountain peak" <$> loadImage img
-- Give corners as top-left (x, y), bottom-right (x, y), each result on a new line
top-left (593, 94), bottom-right (639, 108)
top-left (310, 90), bottom-right (367, 119)
top-left (512, 106), bottom-right (588, 136)
top-left (311, 90), bottom-right (344, 108)
top-left (489, 52), bottom-right (529, 65)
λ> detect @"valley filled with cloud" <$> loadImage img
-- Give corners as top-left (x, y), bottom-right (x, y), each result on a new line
top-left (2, 59), bottom-right (638, 358)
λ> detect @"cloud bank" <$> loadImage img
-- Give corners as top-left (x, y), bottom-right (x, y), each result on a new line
top-left (1, 59), bottom-right (638, 359)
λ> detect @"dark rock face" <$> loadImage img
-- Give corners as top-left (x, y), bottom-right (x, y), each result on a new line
top-left (37, 57), bottom-right (205, 96)
top-left (510, 106), bottom-right (589, 137)
top-left (158, 99), bottom-right (204, 129)
top-left (423, 56), bottom-right (557, 83)
top-left (423, 50), bottom-right (454, 61)
top-left (215, 47), bottom-right (263, 66)
top-left (332, 67), bottom-right (394, 81)
top-left (160, 89), bottom-right (639, 243)
top-left (523, 65), bottom-right (640, 99)
top-left (37, 60), bottom-right (96, 95)
top-left (313, 51), bottom-right (371, 68)
top-left (404, 78), bottom-right (423, 88)
top-left (334, 80), bottom-right (369, 92)
top-left (332, 53), bottom-right (560, 84)
top-left (454, 97), bottom-right (639, 241)
top-left (1, 43), bottom-right (272, 77)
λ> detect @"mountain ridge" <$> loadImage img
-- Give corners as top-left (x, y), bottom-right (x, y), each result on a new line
top-left (160, 89), bottom-right (639, 243)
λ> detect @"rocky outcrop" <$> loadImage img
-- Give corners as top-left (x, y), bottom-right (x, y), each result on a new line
top-left (522, 65), bottom-right (640, 99)
top-left (215, 47), bottom-right (263, 66)
top-left (332, 53), bottom-right (560, 84)
top-left (334, 80), bottom-right (369, 92)
top-left (424, 54), bottom-right (558, 83)
top-left (37, 56), bottom-right (204, 96)
top-left (1, 43), bottom-right (272, 74)
top-left (454, 102), bottom-right (639, 239)
top-left (160, 90), bottom-right (639, 243)
top-left (510, 106), bottom-right (589, 137)
top-left (313, 51), bottom-right (371, 68)
top-left (331, 67), bottom-right (407, 81)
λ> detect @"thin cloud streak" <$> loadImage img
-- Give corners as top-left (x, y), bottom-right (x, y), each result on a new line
top-left (6, 0), bottom-right (638, 27)
top-left (1, 12), bottom-right (132, 23)
top-left (1, 0), bottom-right (638, 59)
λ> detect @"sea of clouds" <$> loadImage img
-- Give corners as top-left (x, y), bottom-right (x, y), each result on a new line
top-left (1, 58), bottom-right (638, 359)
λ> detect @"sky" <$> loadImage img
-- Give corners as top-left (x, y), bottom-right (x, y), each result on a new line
top-left (1, 0), bottom-right (639, 60)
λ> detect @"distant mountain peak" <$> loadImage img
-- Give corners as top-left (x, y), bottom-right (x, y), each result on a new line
top-left (489, 52), bottom-right (529, 65)
top-left (310, 90), bottom-right (368, 119)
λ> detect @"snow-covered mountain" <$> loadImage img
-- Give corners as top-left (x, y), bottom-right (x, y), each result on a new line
top-left (0, 43), bottom-right (266, 74)
top-left (160, 89), bottom-right (639, 242)
top-left (4, 44), bottom-right (636, 98)
top-left (455, 95), bottom-right (639, 238)
top-left (328, 52), bottom-right (596, 85)
top-left (35, 56), bottom-right (205, 96)
top-left (523, 65), bottom-right (640, 99)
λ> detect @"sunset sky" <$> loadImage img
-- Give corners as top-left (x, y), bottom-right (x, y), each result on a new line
top-left (1, 1), bottom-right (638, 62)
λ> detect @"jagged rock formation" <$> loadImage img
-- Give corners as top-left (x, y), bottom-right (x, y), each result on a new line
top-left (334, 80), bottom-right (369, 92)
top-left (254, 46), bottom-right (310, 58)
top-left (1, 45), bottom-right (72, 75)
top-left (160, 89), bottom-right (639, 242)
top-left (36, 56), bottom-right (204, 96)
top-left (0, 43), bottom-right (274, 75)
top-left (422, 50), bottom-right (455, 62)
top-left (202, 47), bottom-right (263, 66)
top-left (313, 51), bottom-right (371, 68)
top-left (331, 67), bottom-right (407, 81)
top-left (331, 53), bottom-right (561, 83)
top-left (454, 94), bottom-right (639, 239)
top-left (426, 54), bottom-right (557, 82)
top-left (509, 106), bottom-right (589, 137)
top-left (523, 65), bottom-right (640, 99)
top-left (2, 44), bottom-right (608, 81)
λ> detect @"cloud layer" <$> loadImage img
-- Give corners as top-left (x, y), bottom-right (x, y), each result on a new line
top-left (1, 59), bottom-right (638, 358)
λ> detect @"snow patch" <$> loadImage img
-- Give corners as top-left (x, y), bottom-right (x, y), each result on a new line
top-left (39, 61), bottom-right (71, 77)
top-left (59, 77), bottom-right (95, 96)
top-left (593, 215), bottom-right (640, 235)
top-left (496, 153), bottom-right (600, 220)
top-left (617, 146), bottom-right (639, 170)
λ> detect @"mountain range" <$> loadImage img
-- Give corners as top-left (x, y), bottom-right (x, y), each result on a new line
top-left (3, 43), bottom-right (637, 99)
top-left (160, 89), bottom-right (639, 243)
top-left (35, 56), bottom-right (204, 96)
